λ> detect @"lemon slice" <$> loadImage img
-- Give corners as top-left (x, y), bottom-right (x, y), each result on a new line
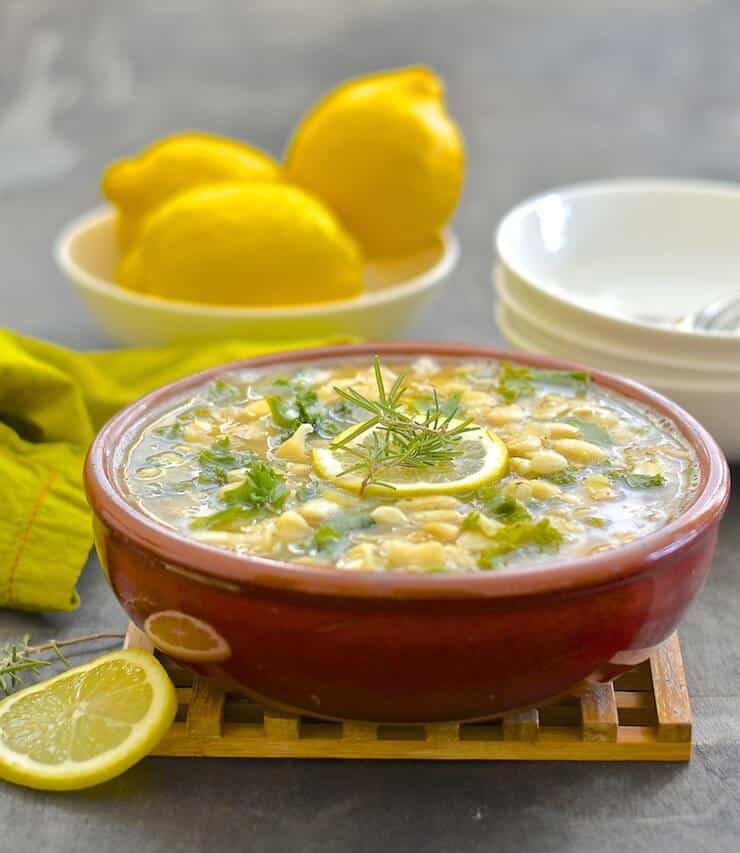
top-left (312, 421), bottom-right (508, 496)
top-left (0, 650), bottom-right (176, 791)
top-left (144, 610), bottom-right (231, 663)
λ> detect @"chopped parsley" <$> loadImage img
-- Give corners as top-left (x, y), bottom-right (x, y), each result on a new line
top-left (477, 486), bottom-right (532, 523)
top-left (197, 437), bottom-right (254, 485)
top-left (153, 421), bottom-right (183, 440)
top-left (191, 460), bottom-right (287, 530)
top-left (310, 511), bottom-right (376, 553)
top-left (562, 416), bottom-right (613, 445)
top-left (478, 519), bottom-right (563, 569)
top-left (496, 362), bottom-right (590, 402)
top-left (607, 469), bottom-right (665, 489)
top-left (542, 468), bottom-right (578, 486)
top-left (496, 362), bottom-right (535, 402)
top-left (268, 380), bottom-right (351, 438)
top-left (207, 378), bottom-right (241, 405)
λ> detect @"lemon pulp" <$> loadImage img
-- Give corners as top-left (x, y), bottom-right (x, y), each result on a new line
top-left (0, 649), bottom-right (176, 791)
top-left (312, 421), bottom-right (508, 497)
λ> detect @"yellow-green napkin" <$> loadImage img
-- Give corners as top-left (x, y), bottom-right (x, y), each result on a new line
top-left (0, 329), bottom-right (349, 612)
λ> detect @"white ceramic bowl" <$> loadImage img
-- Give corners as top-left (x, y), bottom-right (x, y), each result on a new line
top-left (495, 179), bottom-right (740, 369)
top-left (495, 264), bottom-right (740, 381)
top-left (494, 179), bottom-right (740, 458)
top-left (495, 294), bottom-right (740, 459)
top-left (55, 207), bottom-right (459, 346)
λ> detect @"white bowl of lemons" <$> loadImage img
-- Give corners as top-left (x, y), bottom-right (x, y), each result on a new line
top-left (55, 206), bottom-right (459, 346)
top-left (55, 67), bottom-right (464, 346)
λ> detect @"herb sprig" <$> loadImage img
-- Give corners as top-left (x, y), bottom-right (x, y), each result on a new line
top-left (331, 357), bottom-right (476, 494)
top-left (0, 633), bottom-right (124, 697)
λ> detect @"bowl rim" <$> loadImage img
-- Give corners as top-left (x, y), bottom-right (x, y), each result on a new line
top-left (85, 341), bottom-right (730, 600)
top-left (55, 206), bottom-right (459, 317)
top-left (495, 177), bottom-right (740, 344)
top-left (495, 268), bottom-right (740, 390)
top-left (495, 262), bottom-right (740, 378)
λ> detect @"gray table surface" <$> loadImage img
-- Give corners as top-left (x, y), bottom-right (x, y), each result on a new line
top-left (2, 1), bottom-right (739, 851)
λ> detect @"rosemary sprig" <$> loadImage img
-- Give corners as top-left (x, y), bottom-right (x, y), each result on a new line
top-left (331, 356), bottom-right (476, 493)
top-left (0, 632), bottom-right (124, 697)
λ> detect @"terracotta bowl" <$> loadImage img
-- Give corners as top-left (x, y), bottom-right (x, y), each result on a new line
top-left (85, 343), bottom-right (730, 723)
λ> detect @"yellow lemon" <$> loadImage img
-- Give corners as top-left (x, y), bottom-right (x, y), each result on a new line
top-left (144, 610), bottom-right (231, 663)
top-left (117, 182), bottom-right (364, 306)
top-left (285, 66), bottom-right (464, 258)
top-left (0, 650), bottom-right (176, 791)
top-left (102, 132), bottom-right (280, 250)
top-left (313, 421), bottom-right (508, 497)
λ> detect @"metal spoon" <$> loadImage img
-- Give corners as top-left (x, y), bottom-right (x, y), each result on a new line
top-left (634, 294), bottom-right (740, 332)
top-left (681, 293), bottom-right (740, 332)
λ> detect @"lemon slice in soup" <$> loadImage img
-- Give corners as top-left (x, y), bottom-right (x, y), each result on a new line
top-left (312, 421), bottom-right (508, 496)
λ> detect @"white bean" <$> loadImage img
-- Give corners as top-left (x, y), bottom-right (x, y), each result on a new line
top-left (275, 511), bottom-right (311, 542)
top-left (371, 506), bottom-right (409, 526)
top-left (550, 438), bottom-right (607, 464)
top-left (529, 449), bottom-right (569, 474)
top-left (487, 405), bottom-right (525, 425)
top-left (505, 435), bottom-right (542, 456)
top-left (528, 479), bottom-right (562, 501)
top-left (422, 522), bottom-right (459, 542)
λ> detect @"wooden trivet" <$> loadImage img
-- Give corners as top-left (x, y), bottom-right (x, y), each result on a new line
top-left (125, 624), bottom-right (692, 761)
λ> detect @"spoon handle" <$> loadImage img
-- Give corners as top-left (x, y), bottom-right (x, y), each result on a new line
top-left (687, 294), bottom-right (740, 331)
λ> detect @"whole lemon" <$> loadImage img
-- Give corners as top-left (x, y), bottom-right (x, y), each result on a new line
top-left (102, 132), bottom-right (280, 251)
top-left (116, 182), bottom-right (364, 306)
top-left (285, 66), bottom-right (464, 258)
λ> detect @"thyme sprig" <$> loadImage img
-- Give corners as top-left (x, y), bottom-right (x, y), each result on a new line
top-left (331, 356), bottom-right (476, 493)
top-left (0, 632), bottom-right (124, 697)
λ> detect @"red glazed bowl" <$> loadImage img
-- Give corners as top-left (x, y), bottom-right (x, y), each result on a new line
top-left (85, 343), bottom-right (730, 722)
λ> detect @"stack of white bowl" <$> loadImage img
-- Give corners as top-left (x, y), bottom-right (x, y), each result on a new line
top-left (494, 180), bottom-right (740, 459)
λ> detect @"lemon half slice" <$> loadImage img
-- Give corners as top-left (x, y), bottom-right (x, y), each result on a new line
top-left (312, 421), bottom-right (508, 497)
top-left (0, 650), bottom-right (176, 791)
top-left (144, 610), bottom-right (231, 663)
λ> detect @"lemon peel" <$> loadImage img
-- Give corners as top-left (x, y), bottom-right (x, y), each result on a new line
top-left (116, 182), bottom-right (364, 306)
top-left (285, 66), bottom-right (464, 258)
top-left (102, 132), bottom-right (280, 250)
top-left (0, 650), bottom-right (176, 791)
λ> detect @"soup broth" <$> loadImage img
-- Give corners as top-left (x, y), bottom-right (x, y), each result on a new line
top-left (121, 356), bottom-right (699, 573)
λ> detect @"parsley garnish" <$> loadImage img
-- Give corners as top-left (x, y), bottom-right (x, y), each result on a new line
top-left (197, 437), bottom-right (254, 485)
top-left (478, 519), bottom-right (563, 569)
top-left (562, 417), bottom-right (613, 445)
top-left (477, 486), bottom-right (532, 523)
top-left (268, 380), bottom-right (349, 438)
top-left (207, 378), bottom-right (241, 405)
top-left (542, 469), bottom-right (578, 486)
top-left (153, 421), bottom-right (183, 440)
top-left (607, 470), bottom-right (665, 489)
top-left (192, 461), bottom-right (287, 530)
top-left (496, 362), bottom-right (590, 402)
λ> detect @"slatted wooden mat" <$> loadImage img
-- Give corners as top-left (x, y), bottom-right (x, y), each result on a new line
top-left (125, 624), bottom-right (692, 761)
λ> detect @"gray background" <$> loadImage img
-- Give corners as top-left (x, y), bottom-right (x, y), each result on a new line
top-left (1, 1), bottom-right (739, 851)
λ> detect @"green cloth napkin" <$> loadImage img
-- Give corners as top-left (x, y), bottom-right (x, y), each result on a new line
top-left (0, 329), bottom-right (348, 612)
